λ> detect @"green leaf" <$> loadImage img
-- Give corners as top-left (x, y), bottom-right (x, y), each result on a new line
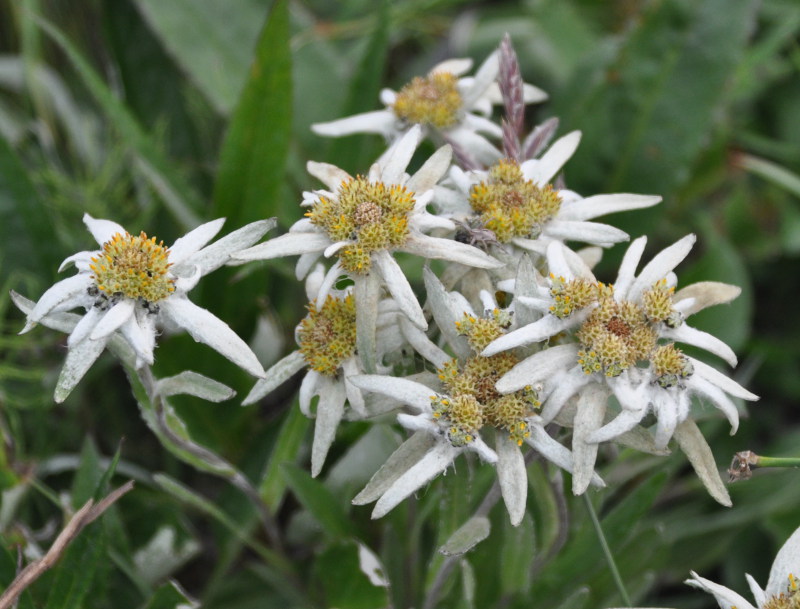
top-left (70, 437), bottom-right (102, 509)
top-left (141, 580), bottom-right (199, 609)
top-left (44, 520), bottom-right (105, 609)
top-left (557, 0), bottom-right (758, 198)
top-left (134, 0), bottom-right (267, 115)
top-left (34, 15), bottom-right (203, 230)
top-left (0, 132), bottom-right (60, 281)
top-left (312, 541), bottom-right (390, 609)
top-left (0, 542), bottom-right (35, 609)
top-left (258, 404), bottom-right (310, 511)
top-left (500, 512), bottom-right (535, 595)
top-left (329, 0), bottom-right (390, 173)
top-left (532, 473), bottom-right (667, 605)
top-left (212, 0), bottom-right (291, 228)
top-left (281, 462), bottom-right (353, 540)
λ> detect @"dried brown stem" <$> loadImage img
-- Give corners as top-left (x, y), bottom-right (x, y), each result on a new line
top-left (0, 481), bottom-right (134, 609)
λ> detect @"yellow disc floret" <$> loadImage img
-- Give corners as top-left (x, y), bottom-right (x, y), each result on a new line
top-left (392, 71), bottom-right (463, 129)
top-left (469, 159), bottom-right (562, 243)
top-left (433, 312), bottom-right (541, 447)
top-left (651, 344), bottom-right (694, 388)
top-left (297, 294), bottom-right (357, 376)
top-left (306, 177), bottom-right (415, 274)
top-left (89, 232), bottom-right (174, 303)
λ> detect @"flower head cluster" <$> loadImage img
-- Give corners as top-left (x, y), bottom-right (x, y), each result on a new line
top-left (312, 53), bottom-right (547, 165)
top-left (484, 235), bottom-right (758, 498)
top-left (18, 214), bottom-right (273, 401)
top-left (348, 270), bottom-right (603, 524)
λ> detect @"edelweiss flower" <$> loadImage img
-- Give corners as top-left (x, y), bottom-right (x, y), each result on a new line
top-left (684, 524), bottom-right (800, 609)
top-left (242, 265), bottom-right (406, 477)
top-left (347, 267), bottom-right (602, 524)
top-left (484, 235), bottom-right (758, 495)
top-left (312, 52), bottom-right (546, 165)
top-left (434, 131), bottom-right (662, 253)
top-left (18, 214), bottom-right (273, 401)
top-left (233, 127), bottom-right (501, 369)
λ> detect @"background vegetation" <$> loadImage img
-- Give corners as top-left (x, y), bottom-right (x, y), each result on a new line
top-left (0, 0), bottom-right (799, 607)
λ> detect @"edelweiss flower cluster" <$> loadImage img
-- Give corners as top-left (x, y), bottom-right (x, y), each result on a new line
top-left (17, 35), bottom-right (757, 524)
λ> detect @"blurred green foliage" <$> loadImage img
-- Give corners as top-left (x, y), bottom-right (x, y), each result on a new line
top-left (0, 0), bottom-right (798, 607)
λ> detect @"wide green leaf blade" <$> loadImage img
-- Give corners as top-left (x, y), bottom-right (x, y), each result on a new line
top-left (557, 0), bottom-right (758, 199)
top-left (212, 0), bottom-right (291, 228)
top-left (258, 404), bottom-right (311, 512)
top-left (134, 0), bottom-right (267, 115)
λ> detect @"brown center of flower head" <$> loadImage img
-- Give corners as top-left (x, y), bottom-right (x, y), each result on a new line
top-left (549, 277), bottom-right (694, 385)
top-left (469, 159), bottom-right (562, 243)
top-left (89, 232), bottom-right (174, 304)
top-left (306, 177), bottom-right (415, 274)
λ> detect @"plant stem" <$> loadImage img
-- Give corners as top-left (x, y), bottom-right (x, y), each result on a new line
top-left (755, 456), bottom-right (800, 468)
top-left (583, 494), bottom-right (631, 607)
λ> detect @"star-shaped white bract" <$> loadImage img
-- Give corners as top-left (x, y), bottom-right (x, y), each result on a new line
top-left (347, 266), bottom-right (603, 524)
top-left (434, 130), bottom-right (662, 253)
top-left (684, 524), bottom-right (800, 609)
top-left (19, 214), bottom-right (273, 402)
top-left (484, 235), bottom-right (758, 496)
top-left (233, 126), bottom-right (501, 370)
top-left (242, 264), bottom-right (407, 477)
top-left (312, 51), bottom-right (547, 165)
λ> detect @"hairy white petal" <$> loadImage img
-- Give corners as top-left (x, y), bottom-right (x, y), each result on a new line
top-left (311, 377), bottom-right (347, 477)
top-left (349, 375), bottom-right (435, 412)
top-left (90, 299), bottom-right (135, 340)
top-left (307, 161), bottom-right (353, 191)
top-left (243, 350), bottom-right (306, 405)
top-left (233, 231), bottom-right (330, 261)
top-left (663, 324), bottom-right (738, 367)
top-left (525, 131), bottom-right (581, 186)
top-left (83, 213), bottom-right (126, 246)
top-left (55, 335), bottom-right (108, 403)
top-left (372, 442), bottom-right (457, 518)
top-left (496, 344), bottom-right (581, 393)
top-left (373, 251), bottom-right (426, 329)
top-left (311, 110), bottom-right (397, 137)
top-left (674, 420), bottom-right (731, 507)
top-left (169, 218), bottom-right (226, 266)
top-left (572, 384), bottom-right (608, 494)
top-left (160, 297), bottom-right (264, 377)
top-left (613, 236), bottom-right (647, 300)
top-left (353, 432), bottom-right (438, 505)
top-left (690, 358), bottom-right (759, 401)
top-left (628, 234), bottom-right (696, 301)
top-left (685, 572), bottom-right (754, 609)
top-left (497, 436), bottom-right (527, 526)
top-left (766, 525), bottom-right (800, 597)
top-left (25, 274), bottom-right (93, 330)
top-left (402, 234), bottom-right (503, 269)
